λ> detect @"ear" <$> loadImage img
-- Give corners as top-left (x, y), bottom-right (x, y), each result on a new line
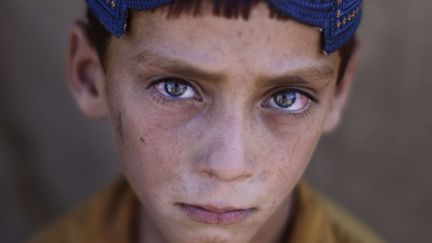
top-left (66, 21), bottom-right (109, 119)
top-left (323, 42), bottom-right (362, 133)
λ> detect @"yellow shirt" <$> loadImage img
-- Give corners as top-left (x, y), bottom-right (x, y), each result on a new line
top-left (28, 178), bottom-right (385, 243)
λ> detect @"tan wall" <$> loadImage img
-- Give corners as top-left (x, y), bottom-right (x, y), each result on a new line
top-left (1, 0), bottom-right (431, 242)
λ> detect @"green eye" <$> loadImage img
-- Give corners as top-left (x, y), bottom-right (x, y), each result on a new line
top-left (164, 81), bottom-right (188, 97)
top-left (274, 92), bottom-right (297, 108)
top-left (155, 78), bottom-right (196, 99)
top-left (268, 90), bottom-right (311, 113)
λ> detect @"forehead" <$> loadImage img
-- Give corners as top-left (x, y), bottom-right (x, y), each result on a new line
top-left (108, 2), bottom-right (339, 77)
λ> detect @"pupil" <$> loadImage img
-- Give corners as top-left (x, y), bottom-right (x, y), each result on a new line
top-left (275, 92), bottom-right (296, 108)
top-left (165, 82), bottom-right (187, 97)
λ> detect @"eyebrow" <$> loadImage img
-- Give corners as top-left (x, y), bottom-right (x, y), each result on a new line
top-left (133, 49), bottom-right (336, 86)
top-left (133, 49), bottom-right (226, 82)
top-left (259, 64), bottom-right (336, 88)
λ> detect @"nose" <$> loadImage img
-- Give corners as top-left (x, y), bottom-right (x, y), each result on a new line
top-left (194, 113), bottom-right (255, 182)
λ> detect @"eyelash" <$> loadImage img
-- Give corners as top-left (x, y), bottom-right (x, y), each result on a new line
top-left (278, 104), bottom-right (314, 120)
top-left (146, 78), bottom-right (202, 105)
top-left (146, 77), bottom-right (319, 119)
top-left (262, 88), bottom-right (318, 116)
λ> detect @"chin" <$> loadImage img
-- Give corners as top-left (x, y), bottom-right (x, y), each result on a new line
top-left (177, 228), bottom-right (250, 243)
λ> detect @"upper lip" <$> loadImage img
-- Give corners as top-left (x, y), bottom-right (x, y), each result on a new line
top-left (178, 203), bottom-right (255, 213)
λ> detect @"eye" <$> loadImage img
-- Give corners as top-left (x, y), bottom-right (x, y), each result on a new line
top-left (266, 89), bottom-right (312, 113)
top-left (155, 78), bottom-right (197, 99)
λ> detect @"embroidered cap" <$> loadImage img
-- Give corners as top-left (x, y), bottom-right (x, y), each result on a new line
top-left (86, 0), bottom-right (363, 54)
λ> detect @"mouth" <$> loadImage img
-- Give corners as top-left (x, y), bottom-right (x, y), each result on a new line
top-left (176, 203), bottom-right (257, 225)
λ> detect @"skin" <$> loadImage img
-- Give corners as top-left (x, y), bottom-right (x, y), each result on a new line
top-left (67, 2), bottom-right (359, 243)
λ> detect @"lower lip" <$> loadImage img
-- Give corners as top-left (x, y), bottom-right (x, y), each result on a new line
top-left (177, 204), bottom-right (256, 225)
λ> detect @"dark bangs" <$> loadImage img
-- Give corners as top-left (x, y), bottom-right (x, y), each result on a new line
top-left (85, 0), bottom-right (288, 63)
top-left (159, 0), bottom-right (289, 20)
top-left (85, 0), bottom-right (355, 83)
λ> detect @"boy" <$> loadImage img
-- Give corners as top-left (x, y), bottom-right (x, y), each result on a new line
top-left (30, 0), bottom-right (384, 242)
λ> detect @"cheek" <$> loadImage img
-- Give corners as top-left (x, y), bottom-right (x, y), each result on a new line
top-left (258, 135), bottom-right (317, 183)
top-left (254, 138), bottom-right (317, 212)
top-left (113, 101), bottom-right (204, 203)
top-left (255, 114), bottom-right (325, 203)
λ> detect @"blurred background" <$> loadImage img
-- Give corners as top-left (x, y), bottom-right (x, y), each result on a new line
top-left (1, 0), bottom-right (431, 242)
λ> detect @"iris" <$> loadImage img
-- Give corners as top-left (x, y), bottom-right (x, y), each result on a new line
top-left (274, 92), bottom-right (297, 108)
top-left (164, 81), bottom-right (188, 97)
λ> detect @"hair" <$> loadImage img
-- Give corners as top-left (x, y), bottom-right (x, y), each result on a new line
top-left (85, 0), bottom-right (356, 82)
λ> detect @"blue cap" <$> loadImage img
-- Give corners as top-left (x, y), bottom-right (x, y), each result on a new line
top-left (86, 0), bottom-right (362, 54)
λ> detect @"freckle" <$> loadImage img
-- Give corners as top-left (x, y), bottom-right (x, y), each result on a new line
top-left (260, 171), bottom-right (269, 180)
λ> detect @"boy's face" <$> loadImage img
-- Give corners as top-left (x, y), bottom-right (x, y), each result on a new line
top-left (69, 2), bottom-right (353, 243)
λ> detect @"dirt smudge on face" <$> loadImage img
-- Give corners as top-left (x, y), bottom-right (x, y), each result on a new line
top-left (117, 111), bottom-right (124, 141)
